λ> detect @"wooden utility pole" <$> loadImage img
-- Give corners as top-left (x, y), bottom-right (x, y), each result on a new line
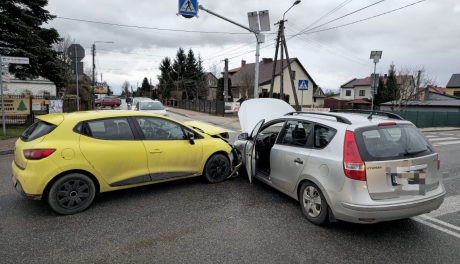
top-left (281, 30), bottom-right (300, 110)
top-left (269, 22), bottom-right (282, 98)
top-left (224, 58), bottom-right (228, 102)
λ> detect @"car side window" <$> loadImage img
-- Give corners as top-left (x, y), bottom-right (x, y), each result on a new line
top-left (278, 121), bottom-right (312, 147)
top-left (135, 117), bottom-right (186, 140)
top-left (314, 125), bottom-right (336, 148)
top-left (86, 118), bottom-right (135, 140)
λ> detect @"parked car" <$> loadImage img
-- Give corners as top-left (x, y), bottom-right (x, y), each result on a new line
top-left (95, 97), bottom-right (120, 108)
top-left (12, 111), bottom-right (242, 215)
top-left (134, 101), bottom-right (169, 117)
top-left (234, 99), bottom-right (445, 225)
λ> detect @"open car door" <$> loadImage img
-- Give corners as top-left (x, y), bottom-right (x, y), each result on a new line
top-left (245, 119), bottom-right (265, 183)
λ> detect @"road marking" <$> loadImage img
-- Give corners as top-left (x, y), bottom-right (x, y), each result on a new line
top-left (425, 135), bottom-right (438, 138)
top-left (412, 217), bottom-right (460, 239)
top-left (433, 140), bottom-right (460, 146)
top-left (439, 133), bottom-right (454, 136)
top-left (419, 215), bottom-right (460, 232)
top-left (428, 137), bottom-right (458, 142)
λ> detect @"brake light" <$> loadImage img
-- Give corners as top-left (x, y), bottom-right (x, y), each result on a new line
top-left (378, 122), bottom-right (396, 126)
top-left (23, 149), bottom-right (56, 160)
top-left (343, 131), bottom-right (366, 181)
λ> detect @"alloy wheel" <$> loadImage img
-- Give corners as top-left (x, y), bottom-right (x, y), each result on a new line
top-left (209, 157), bottom-right (228, 180)
top-left (56, 179), bottom-right (90, 210)
top-left (303, 186), bottom-right (322, 218)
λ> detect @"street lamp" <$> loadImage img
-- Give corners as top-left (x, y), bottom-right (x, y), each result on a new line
top-left (284, 0), bottom-right (301, 20)
top-left (92, 41), bottom-right (114, 108)
top-left (370, 51), bottom-right (382, 110)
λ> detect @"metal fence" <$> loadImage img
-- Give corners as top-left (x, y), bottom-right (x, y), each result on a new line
top-left (388, 111), bottom-right (460, 128)
top-left (163, 99), bottom-right (226, 116)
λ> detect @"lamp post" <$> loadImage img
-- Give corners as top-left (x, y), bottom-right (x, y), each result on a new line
top-left (283, 0), bottom-right (301, 20)
top-left (370, 51), bottom-right (382, 111)
top-left (93, 41), bottom-right (114, 108)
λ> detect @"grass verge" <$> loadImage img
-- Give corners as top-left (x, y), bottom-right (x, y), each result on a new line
top-left (0, 128), bottom-right (25, 140)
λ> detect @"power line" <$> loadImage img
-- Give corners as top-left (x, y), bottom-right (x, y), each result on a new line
top-left (55, 16), bottom-right (252, 35)
top-left (302, 0), bottom-right (354, 32)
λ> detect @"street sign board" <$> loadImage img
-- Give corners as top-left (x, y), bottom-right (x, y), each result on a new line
top-left (298, 80), bottom-right (309, 90)
top-left (2, 75), bottom-right (9, 83)
top-left (1, 56), bottom-right (29, 65)
top-left (371, 88), bottom-right (378, 95)
top-left (224, 96), bottom-right (231, 99)
top-left (258, 10), bottom-right (270, 32)
top-left (248, 11), bottom-right (259, 31)
top-left (178, 0), bottom-right (198, 17)
top-left (1, 65), bottom-right (9, 74)
top-left (1, 84), bottom-right (8, 91)
top-left (371, 73), bottom-right (379, 89)
top-left (71, 62), bottom-right (83, 75)
top-left (67, 44), bottom-right (85, 61)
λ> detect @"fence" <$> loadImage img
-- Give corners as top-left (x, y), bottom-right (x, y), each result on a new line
top-left (1, 94), bottom-right (88, 128)
top-left (388, 111), bottom-right (460, 128)
top-left (163, 99), bottom-right (226, 116)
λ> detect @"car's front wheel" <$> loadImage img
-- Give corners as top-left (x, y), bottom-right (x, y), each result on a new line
top-left (47, 173), bottom-right (96, 215)
top-left (299, 181), bottom-right (329, 225)
top-left (203, 154), bottom-right (230, 183)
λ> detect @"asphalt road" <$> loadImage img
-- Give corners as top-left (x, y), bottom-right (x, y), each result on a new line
top-left (1, 114), bottom-right (460, 263)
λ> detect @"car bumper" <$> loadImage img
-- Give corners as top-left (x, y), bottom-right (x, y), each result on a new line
top-left (327, 178), bottom-right (446, 224)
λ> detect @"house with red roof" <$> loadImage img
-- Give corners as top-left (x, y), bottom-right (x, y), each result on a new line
top-left (340, 74), bottom-right (415, 100)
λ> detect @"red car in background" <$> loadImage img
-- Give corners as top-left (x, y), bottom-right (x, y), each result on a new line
top-left (95, 97), bottom-right (120, 108)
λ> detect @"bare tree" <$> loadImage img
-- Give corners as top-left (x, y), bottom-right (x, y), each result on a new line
top-left (209, 65), bottom-right (222, 80)
top-left (122, 81), bottom-right (130, 96)
top-left (239, 73), bottom-right (255, 99)
top-left (323, 88), bottom-right (339, 97)
top-left (390, 66), bottom-right (436, 111)
top-left (52, 32), bottom-right (76, 91)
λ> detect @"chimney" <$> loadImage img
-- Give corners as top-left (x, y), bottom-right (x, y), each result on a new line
top-left (262, 58), bottom-right (273, 63)
top-left (241, 60), bottom-right (246, 67)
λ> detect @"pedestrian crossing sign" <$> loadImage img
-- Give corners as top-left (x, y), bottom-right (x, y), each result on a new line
top-left (178, 0), bottom-right (198, 17)
top-left (298, 80), bottom-right (309, 90)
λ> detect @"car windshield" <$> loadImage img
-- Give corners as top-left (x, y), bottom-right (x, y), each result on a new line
top-left (140, 102), bottom-right (164, 110)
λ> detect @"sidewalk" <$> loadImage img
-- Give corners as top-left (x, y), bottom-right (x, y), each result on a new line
top-left (168, 107), bottom-right (241, 131)
top-left (0, 138), bottom-right (17, 155)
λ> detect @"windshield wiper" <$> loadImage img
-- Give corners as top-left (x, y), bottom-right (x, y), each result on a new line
top-left (404, 148), bottom-right (428, 156)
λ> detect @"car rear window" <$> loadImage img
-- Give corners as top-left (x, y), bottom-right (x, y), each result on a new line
top-left (354, 124), bottom-right (435, 161)
top-left (20, 121), bottom-right (57, 142)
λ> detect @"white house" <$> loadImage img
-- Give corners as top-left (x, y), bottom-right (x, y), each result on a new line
top-left (4, 75), bottom-right (57, 96)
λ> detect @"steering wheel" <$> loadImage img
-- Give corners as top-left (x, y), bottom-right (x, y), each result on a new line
top-left (269, 133), bottom-right (278, 146)
top-left (154, 128), bottom-right (170, 139)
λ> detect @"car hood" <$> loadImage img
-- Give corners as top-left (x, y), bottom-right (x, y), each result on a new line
top-left (238, 98), bottom-right (296, 133)
top-left (183, 121), bottom-right (228, 137)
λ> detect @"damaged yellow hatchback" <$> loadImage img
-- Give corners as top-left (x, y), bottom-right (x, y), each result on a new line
top-left (12, 111), bottom-right (241, 215)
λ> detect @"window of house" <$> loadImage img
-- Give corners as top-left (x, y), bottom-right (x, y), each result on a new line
top-left (292, 71), bottom-right (296, 79)
top-left (314, 98), bottom-right (317, 103)
top-left (359, 90), bottom-right (365, 96)
top-left (86, 118), bottom-right (134, 141)
top-left (346, 90), bottom-right (351, 96)
top-left (208, 80), bottom-right (212, 86)
top-left (233, 89), bottom-right (240, 98)
top-left (454, 91), bottom-right (460, 97)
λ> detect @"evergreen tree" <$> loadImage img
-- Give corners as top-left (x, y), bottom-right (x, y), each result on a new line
top-left (386, 63), bottom-right (399, 109)
top-left (141, 77), bottom-right (150, 93)
top-left (373, 76), bottom-right (387, 106)
top-left (158, 57), bottom-right (173, 84)
top-left (172, 48), bottom-right (187, 86)
top-left (0, 1), bottom-right (65, 88)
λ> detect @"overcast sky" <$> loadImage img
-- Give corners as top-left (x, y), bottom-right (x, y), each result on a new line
top-left (45, 0), bottom-right (460, 94)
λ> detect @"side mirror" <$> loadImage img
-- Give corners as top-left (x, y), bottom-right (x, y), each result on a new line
top-left (188, 132), bottom-right (195, 145)
top-left (238, 133), bottom-right (248, 140)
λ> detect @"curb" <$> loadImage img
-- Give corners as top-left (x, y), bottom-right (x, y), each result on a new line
top-left (0, 150), bottom-right (14, 155)
top-left (167, 110), bottom-right (191, 118)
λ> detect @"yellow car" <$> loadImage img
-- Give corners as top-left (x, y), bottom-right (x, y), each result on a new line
top-left (12, 111), bottom-right (241, 215)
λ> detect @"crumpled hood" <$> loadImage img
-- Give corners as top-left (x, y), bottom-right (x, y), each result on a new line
top-left (238, 98), bottom-right (295, 133)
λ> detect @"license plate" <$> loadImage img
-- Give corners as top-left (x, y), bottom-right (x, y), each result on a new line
top-left (391, 173), bottom-right (398, 186)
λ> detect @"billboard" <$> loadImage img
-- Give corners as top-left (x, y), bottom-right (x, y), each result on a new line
top-left (92, 82), bottom-right (108, 94)
top-left (32, 99), bottom-right (47, 111)
top-left (49, 100), bottom-right (63, 114)
top-left (0, 98), bottom-right (30, 115)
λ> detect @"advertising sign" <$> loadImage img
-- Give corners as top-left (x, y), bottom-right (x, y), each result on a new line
top-left (302, 108), bottom-right (330, 112)
top-left (49, 100), bottom-right (63, 114)
top-left (0, 98), bottom-right (30, 115)
top-left (92, 82), bottom-right (108, 94)
top-left (32, 99), bottom-right (46, 111)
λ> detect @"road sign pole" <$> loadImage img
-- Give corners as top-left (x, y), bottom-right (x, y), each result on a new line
top-left (75, 46), bottom-right (80, 112)
top-left (301, 90), bottom-right (303, 111)
top-left (371, 62), bottom-right (376, 111)
top-left (0, 54), bottom-right (5, 136)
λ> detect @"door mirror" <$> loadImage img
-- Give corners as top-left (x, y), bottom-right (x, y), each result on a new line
top-left (188, 132), bottom-right (195, 145)
top-left (238, 133), bottom-right (248, 140)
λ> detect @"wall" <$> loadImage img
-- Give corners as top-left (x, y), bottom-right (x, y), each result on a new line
top-left (312, 97), bottom-right (325, 108)
top-left (354, 86), bottom-right (372, 100)
top-left (340, 88), bottom-right (354, 100)
top-left (7, 80), bottom-right (56, 96)
top-left (446, 88), bottom-right (460, 96)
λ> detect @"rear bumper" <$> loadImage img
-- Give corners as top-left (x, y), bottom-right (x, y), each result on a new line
top-left (12, 176), bottom-right (42, 200)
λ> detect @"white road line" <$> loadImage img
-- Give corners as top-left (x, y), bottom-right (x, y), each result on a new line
top-left (429, 137), bottom-right (458, 142)
top-left (419, 215), bottom-right (460, 232)
top-left (425, 135), bottom-right (438, 138)
top-left (412, 217), bottom-right (460, 239)
top-left (439, 133), bottom-right (454, 136)
top-left (433, 140), bottom-right (460, 146)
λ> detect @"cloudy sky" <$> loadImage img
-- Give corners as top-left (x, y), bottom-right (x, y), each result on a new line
top-left (45, 0), bottom-right (460, 94)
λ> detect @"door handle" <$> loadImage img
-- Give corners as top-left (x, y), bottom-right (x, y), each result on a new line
top-left (150, 149), bottom-right (163, 154)
top-left (294, 158), bottom-right (303, 164)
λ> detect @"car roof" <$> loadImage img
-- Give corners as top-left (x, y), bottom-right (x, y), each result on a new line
top-left (37, 110), bottom-right (166, 125)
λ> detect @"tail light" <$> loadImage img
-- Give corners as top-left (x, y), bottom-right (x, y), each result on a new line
top-left (343, 131), bottom-right (366, 181)
top-left (24, 149), bottom-right (56, 160)
top-left (378, 122), bottom-right (396, 126)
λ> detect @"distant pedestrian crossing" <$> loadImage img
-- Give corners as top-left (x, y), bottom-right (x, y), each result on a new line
top-left (424, 132), bottom-right (460, 147)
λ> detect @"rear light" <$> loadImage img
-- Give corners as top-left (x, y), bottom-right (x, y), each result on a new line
top-left (378, 122), bottom-right (396, 126)
top-left (23, 149), bottom-right (56, 160)
top-left (343, 131), bottom-right (366, 181)
top-left (359, 218), bottom-right (375, 223)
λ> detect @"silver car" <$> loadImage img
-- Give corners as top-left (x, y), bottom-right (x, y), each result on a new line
top-left (134, 100), bottom-right (169, 117)
top-left (234, 99), bottom-right (445, 225)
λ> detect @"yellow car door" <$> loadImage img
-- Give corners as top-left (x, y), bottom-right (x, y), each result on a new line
top-left (133, 116), bottom-right (203, 181)
top-left (79, 117), bottom-right (151, 187)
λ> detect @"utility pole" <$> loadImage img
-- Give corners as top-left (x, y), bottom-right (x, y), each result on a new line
top-left (280, 21), bottom-right (285, 101)
top-left (74, 45), bottom-right (80, 111)
top-left (224, 58), bottom-right (228, 102)
top-left (92, 44), bottom-right (96, 109)
top-left (269, 24), bottom-right (282, 98)
top-left (416, 70), bottom-right (423, 96)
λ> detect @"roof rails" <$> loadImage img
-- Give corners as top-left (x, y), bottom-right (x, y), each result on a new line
top-left (329, 109), bottom-right (404, 120)
top-left (284, 112), bottom-right (352, 125)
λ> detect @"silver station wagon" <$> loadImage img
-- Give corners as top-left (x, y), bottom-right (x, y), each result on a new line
top-left (234, 99), bottom-right (445, 225)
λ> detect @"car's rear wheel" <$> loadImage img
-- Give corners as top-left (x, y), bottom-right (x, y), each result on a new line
top-left (96, 103), bottom-right (101, 107)
top-left (203, 154), bottom-right (230, 183)
top-left (299, 181), bottom-right (329, 225)
top-left (47, 173), bottom-right (96, 215)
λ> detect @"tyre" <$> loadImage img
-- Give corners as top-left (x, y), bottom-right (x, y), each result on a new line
top-left (203, 154), bottom-right (230, 183)
top-left (47, 173), bottom-right (96, 215)
top-left (299, 181), bottom-right (329, 225)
